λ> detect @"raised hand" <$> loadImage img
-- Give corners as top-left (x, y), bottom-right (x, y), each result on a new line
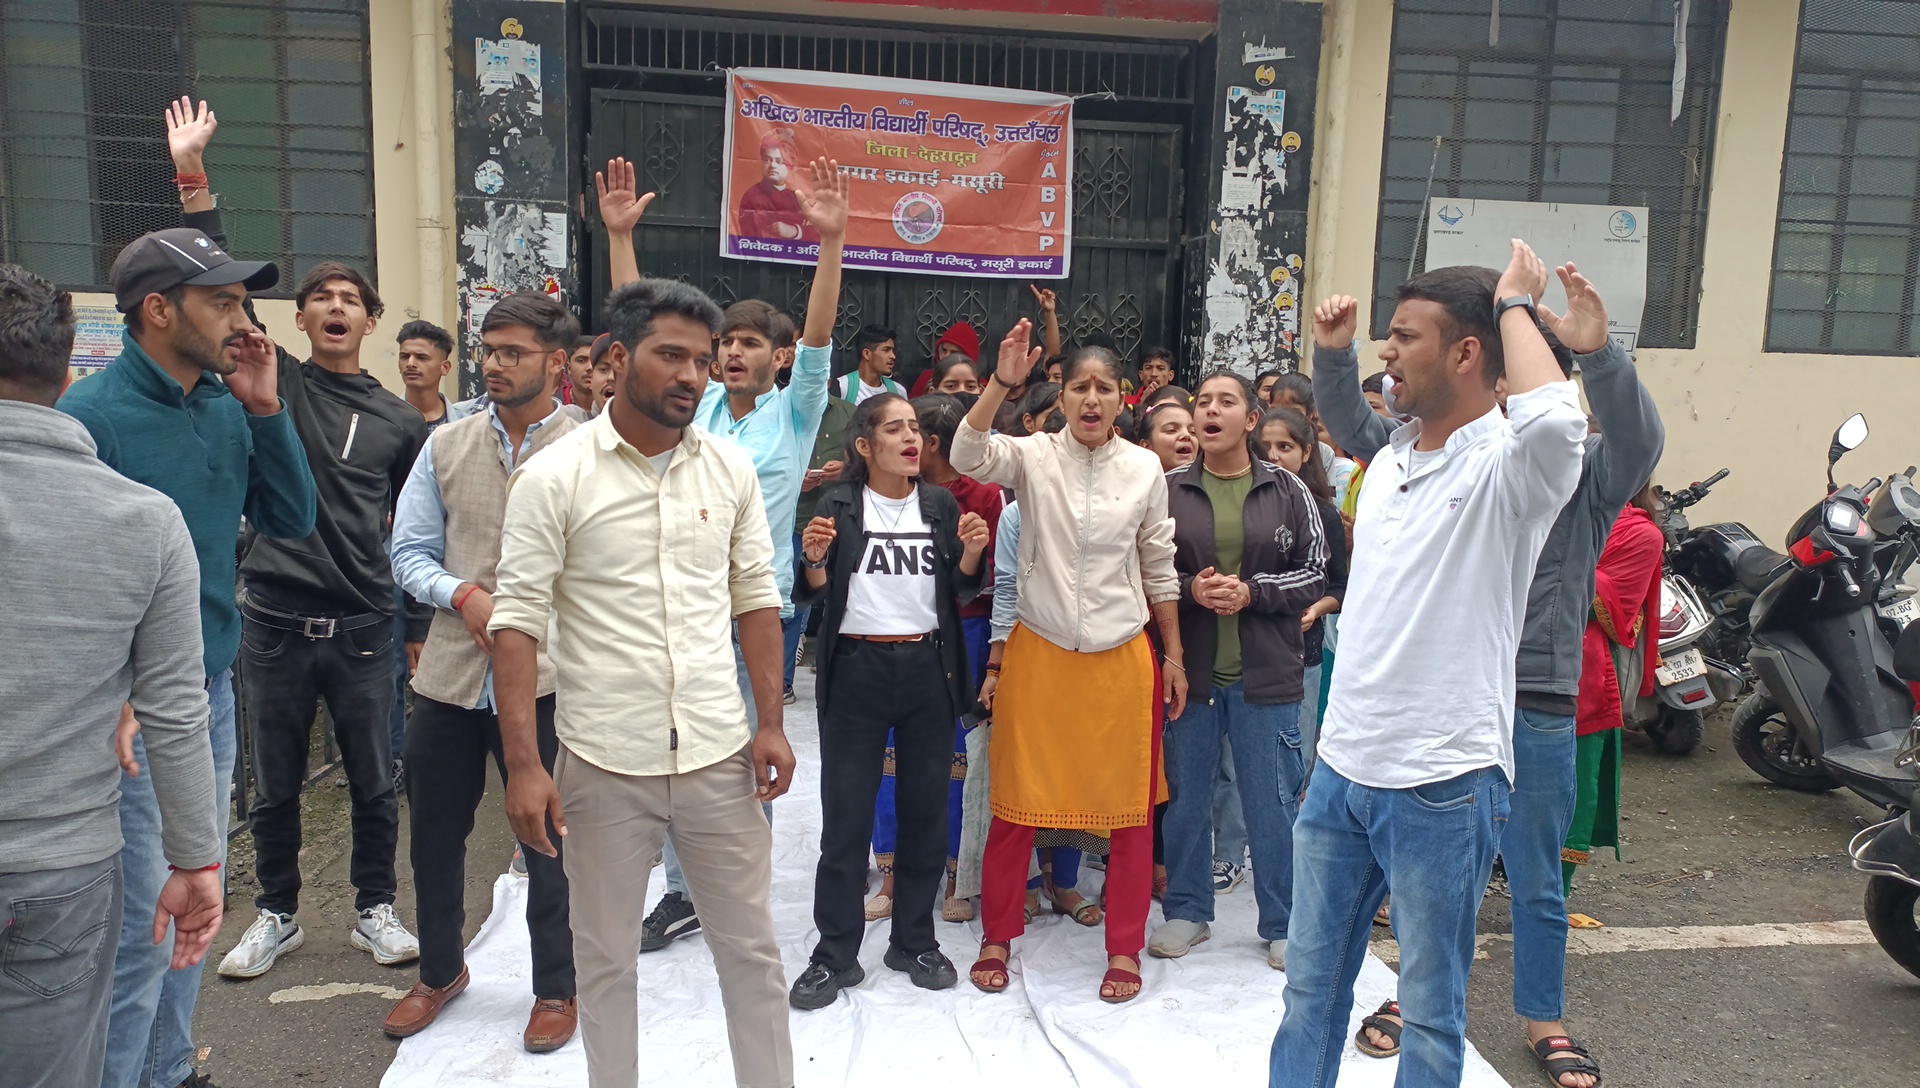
top-left (595, 157), bottom-right (655, 235)
top-left (995, 319), bottom-right (1043, 387)
top-left (799, 158), bottom-right (850, 240)
top-left (957, 511), bottom-right (991, 555)
top-left (225, 331), bottom-right (281, 416)
top-left (165, 97), bottom-right (217, 167)
top-left (1029, 284), bottom-right (1058, 314)
top-left (1539, 262), bottom-right (1610, 355)
top-left (1494, 238), bottom-right (1549, 305)
top-left (1312, 295), bottom-right (1360, 351)
top-left (802, 515), bottom-right (837, 565)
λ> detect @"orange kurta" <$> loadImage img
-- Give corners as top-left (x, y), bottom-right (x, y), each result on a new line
top-left (989, 624), bottom-right (1167, 830)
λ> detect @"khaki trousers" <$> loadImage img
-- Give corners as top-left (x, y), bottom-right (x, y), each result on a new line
top-left (556, 743), bottom-right (792, 1088)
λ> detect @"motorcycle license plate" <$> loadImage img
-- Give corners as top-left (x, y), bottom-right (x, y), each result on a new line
top-left (1656, 648), bottom-right (1705, 685)
top-left (1883, 595), bottom-right (1920, 628)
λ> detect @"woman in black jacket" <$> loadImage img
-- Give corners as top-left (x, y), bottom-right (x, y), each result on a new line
top-left (1148, 371), bottom-right (1328, 972)
top-left (787, 393), bottom-right (989, 1011)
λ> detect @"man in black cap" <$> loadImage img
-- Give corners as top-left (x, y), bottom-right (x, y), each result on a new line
top-left (58, 212), bottom-right (318, 1088)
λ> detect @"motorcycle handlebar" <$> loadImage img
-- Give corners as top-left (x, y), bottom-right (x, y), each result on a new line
top-left (1696, 468), bottom-right (1730, 490)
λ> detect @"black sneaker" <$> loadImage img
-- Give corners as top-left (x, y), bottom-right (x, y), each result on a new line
top-left (788, 960), bottom-right (865, 1010)
top-left (782, 685), bottom-right (797, 706)
top-left (883, 946), bottom-right (958, 991)
top-left (176, 1072), bottom-right (219, 1088)
top-left (392, 758), bottom-right (407, 798)
top-left (639, 891), bottom-right (701, 953)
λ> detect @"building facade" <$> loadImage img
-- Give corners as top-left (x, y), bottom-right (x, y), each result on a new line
top-left (2, 0), bottom-right (1913, 534)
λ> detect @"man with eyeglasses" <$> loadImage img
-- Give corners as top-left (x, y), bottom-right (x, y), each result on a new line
top-left (383, 291), bottom-right (583, 1051)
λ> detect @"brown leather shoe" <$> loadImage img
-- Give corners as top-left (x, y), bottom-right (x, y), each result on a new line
top-left (523, 997), bottom-right (578, 1053)
top-left (381, 967), bottom-right (469, 1038)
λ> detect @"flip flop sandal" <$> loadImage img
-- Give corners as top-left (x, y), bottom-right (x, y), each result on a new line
top-left (970, 947), bottom-right (1011, 994)
top-left (1099, 964), bottom-right (1143, 1004)
top-left (1047, 888), bottom-right (1103, 927)
top-left (1354, 1000), bottom-right (1403, 1058)
top-left (1373, 898), bottom-right (1392, 927)
top-left (1531, 1035), bottom-right (1603, 1088)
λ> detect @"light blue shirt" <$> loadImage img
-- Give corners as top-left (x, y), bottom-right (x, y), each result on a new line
top-left (991, 500), bottom-right (1021, 644)
top-left (391, 403), bottom-right (564, 709)
top-left (693, 342), bottom-right (832, 618)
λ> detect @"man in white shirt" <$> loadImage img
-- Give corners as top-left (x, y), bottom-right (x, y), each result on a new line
top-left (1269, 242), bottom-right (1589, 1088)
top-left (490, 277), bottom-right (797, 1088)
top-left (830, 324), bottom-right (904, 403)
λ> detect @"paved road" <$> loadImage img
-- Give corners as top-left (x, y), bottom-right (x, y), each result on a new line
top-left (191, 708), bottom-right (1920, 1086)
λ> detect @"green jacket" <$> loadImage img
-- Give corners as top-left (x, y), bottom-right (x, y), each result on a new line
top-left (59, 333), bottom-right (317, 676)
top-left (792, 394), bottom-right (858, 529)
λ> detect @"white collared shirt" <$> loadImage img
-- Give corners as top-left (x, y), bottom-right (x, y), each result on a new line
top-left (1316, 381), bottom-right (1589, 790)
top-left (489, 414), bottom-right (782, 776)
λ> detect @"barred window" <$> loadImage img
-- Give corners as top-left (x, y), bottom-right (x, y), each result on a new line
top-left (0, 0), bottom-right (373, 294)
top-left (1372, 0), bottom-right (1724, 349)
top-left (1767, 0), bottom-right (1920, 355)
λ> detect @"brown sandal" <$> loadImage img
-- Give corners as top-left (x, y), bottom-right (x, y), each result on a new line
top-left (970, 944), bottom-right (1011, 994)
top-left (1100, 960), bottom-right (1143, 1004)
top-left (1354, 999), bottom-right (1402, 1058)
top-left (1048, 886), bottom-right (1103, 927)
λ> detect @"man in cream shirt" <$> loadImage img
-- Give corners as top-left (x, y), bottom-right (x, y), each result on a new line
top-left (488, 278), bottom-right (797, 1088)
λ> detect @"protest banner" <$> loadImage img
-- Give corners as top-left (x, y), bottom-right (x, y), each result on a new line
top-left (722, 68), bottom-right (1073, 278)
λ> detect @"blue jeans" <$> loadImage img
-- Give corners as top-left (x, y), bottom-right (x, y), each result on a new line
top-left (1298, 663), bottom-right (1323, 768)
top-left (1508, 707), bottom-right (1577, 1021)
top-left (103, 671), bottom-right (236, 1088)
top-left (1162, 686), bottom-right (1304, 941)
top-left (664, 631), bottom-right (767, 896)
top-left (1212, 739), bottom-right (1248, 868)
top-left (782, 534), bottom-right (808, 691)
top-left (1270, 763), bottom-right (1509, 1088)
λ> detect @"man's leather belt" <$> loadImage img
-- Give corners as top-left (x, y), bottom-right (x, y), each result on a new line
top-left (841, 632), bottom-right (933, 643)
top-left (241, 594), bottom-right (387, 639)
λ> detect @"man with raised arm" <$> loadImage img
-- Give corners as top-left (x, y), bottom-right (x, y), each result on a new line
top-left (1310, 255), bottom-right (1661, 1088)
top-left (1270, 242), bottom-right (1591, 1088)
top-left (596, 153), bottom-right (850, 951)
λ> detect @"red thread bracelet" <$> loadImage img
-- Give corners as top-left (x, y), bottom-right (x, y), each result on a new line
top-left (453, 584), bottom-right (477, 610)
top-left (168, 862), bottom-right (221, 872)
top-left (173, 172), bottom-right (209, 188)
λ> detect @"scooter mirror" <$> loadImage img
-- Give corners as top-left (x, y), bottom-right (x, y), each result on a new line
top-left (1834, 414), bottom-right (1869, 455)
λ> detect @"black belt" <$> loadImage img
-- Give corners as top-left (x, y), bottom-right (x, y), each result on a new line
top-left (241, 594), bottom-right (387, 639)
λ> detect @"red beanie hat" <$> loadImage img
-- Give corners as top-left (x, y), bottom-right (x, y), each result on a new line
top-left (935, 322), bottom-right (981, 363)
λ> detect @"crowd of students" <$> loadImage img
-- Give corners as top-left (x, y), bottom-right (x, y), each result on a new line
top-left (0, 97), bottom-right (1669, 1088)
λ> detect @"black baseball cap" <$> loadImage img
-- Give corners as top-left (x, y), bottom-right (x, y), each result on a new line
top-left (110, 228), bottom-right (279, 314)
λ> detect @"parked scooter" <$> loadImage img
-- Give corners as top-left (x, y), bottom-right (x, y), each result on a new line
top-left (1714, 415), bottom-right (1920, 976)
top-left (1660, 470), bottom-right (1778, 694)
top-left (1622, 472), bottom-right (1754, 754)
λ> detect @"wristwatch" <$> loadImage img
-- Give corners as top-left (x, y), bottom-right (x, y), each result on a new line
top-left (1495, 294), bottom-right (1538, 322)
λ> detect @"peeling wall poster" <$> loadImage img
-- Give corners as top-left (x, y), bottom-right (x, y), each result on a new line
top-left (477, 38), bottom-right (541, 110)
top-left (68, 302), bottom-right (122, 383)
top-left (459, 202), bottom-right (568, 289)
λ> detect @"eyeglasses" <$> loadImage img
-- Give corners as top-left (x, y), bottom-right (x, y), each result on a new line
top-left (482, 345), bottom-right (542, 368)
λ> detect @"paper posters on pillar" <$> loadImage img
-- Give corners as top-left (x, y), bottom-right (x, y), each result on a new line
top-left (721, 68), bottom-right (1074, 278)
top-left (1423, 198), bottom-right (1649, 351)
top-left (477, 38), bottom-right (541, 110)
top-left (67, 302), bottom-right (122, 384)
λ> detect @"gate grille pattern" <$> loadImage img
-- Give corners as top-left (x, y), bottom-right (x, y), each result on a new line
top-left (0, 0), bottom-right (373, 293)
top-left (588, 84), bottom-right (1183, 369)
top-left (1372, 0), bottom-right (1724, 349)
top-left (1766, 0), bottom-right (1920, 355)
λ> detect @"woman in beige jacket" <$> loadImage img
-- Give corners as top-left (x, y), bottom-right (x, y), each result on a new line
top-left (949, 319), bottom-right (1186, 1004)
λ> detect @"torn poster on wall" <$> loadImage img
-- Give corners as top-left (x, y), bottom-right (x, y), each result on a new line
top-left (1202, 68), bottom-right (1308, 372)
top-left (456, 200), bottom-right (569, 373)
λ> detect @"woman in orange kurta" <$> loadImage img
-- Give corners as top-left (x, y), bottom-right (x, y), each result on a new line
top-left (950, 321), bottom-right (1187, 1004)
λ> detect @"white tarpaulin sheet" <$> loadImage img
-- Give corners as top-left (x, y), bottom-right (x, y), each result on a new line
top-left (382, 672), bottom-right (1512, 1087)
top-left (1423, 197), bottom-right (1649, 352)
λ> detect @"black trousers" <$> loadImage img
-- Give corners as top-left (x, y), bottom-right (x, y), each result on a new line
top-left (811, 637), bottom-right (955, 972)
top-left (407, 693), bottom-right (574, 997)
top-left (241, 607), bottom-right (399, 915)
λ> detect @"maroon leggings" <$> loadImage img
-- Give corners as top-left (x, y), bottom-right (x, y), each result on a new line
top-left (981, 817), bottom-right (1153, 959)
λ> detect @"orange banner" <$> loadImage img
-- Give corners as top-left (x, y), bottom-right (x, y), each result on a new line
top-left (722, 68), bottom-right (1073, 278)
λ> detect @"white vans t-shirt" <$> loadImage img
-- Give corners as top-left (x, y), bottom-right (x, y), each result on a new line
top-left (840, 487), bottom-right (939, 636)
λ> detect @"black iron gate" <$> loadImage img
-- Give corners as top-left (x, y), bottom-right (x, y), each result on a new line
top-left (580, 7), bottom-right (1195, 369)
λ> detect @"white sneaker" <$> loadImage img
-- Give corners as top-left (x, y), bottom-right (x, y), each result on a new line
top-left (351, 903), bottom-right (420, 965)
top-left (1267, 938), bottom-right (1287, 971)
top-left (217, 909), bottom-right (304, 979)
top-left (1211, 860), bottom-right (1245, 894)
top-left (1147, 918), bottom-right (1211, 958)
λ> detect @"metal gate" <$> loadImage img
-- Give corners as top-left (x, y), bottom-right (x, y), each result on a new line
top-left (580, 8), bottom-right (1195, 367)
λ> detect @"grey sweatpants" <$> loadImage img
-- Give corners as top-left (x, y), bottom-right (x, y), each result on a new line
top-left (0, 854), bottom-right (124, 1088)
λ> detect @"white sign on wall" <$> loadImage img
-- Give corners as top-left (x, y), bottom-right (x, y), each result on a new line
top-left (1423, 199), bottom-right (1649, 352)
